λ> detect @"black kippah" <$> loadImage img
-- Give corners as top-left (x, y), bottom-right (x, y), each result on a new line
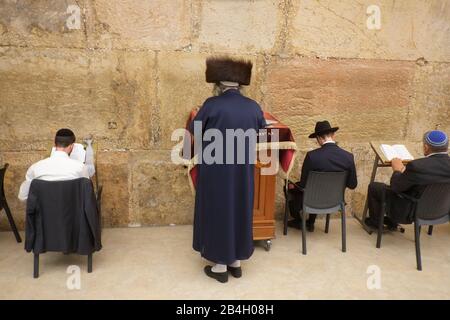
top-left (54, 128), bottom-right (76, 147)
top-left (56, 128), bottom-right (75, 138)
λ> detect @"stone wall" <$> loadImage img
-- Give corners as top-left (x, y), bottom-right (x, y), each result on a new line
top-left (0, 0), bottom-right (449, 230)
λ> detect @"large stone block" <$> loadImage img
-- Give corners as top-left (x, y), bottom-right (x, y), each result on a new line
top-left (96, 151), bottom-right (130, 228)
top-left (263, 57), bottom-right (415, 148)
top-left (407, 62), bottom-right (450, 141)
top-left (0, 47), bottom-right (156, 151)
top-left (99, 50), bottom-right (157, 150)
top-left (291, 0), bottom-right (450, 61)
top-left (88, 0), bottom-right (192, 50)
top-left (0, 0), bottom-right (87, 48)
top-left (155, 52), bottom-right (211, 150)
top-left (129, 151), bottom-right (194, 226)
top-left (196, 0), bottom-right (279, 53)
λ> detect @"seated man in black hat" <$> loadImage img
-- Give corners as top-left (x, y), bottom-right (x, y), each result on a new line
top-left (287, 121), bottom-right (357, 232)
top-left (365, 130), bottom-right (450, 229)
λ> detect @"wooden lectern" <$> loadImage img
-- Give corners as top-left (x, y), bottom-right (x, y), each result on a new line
top-left (253, 162), bottom-right (276, 251)
top-left (354, 141), bottom-right (416, 234)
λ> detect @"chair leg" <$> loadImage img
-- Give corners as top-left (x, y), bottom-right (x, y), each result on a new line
top-left (376, 196), bottom-right (386, 248)
top-left (325, 214), bottom-right (330, 234)
top-left (283, 196), bottom-right (289, 236)
top-left (376, 209), bottom-right (384, 249)
top-left (88, 254), bottom-right (93, 273)
top-left (2, 201), bottom-right (22, 243)
top-left (301, 211), bottom-right (307, 255)
top-left (33, 254), bottom-right (39, 278)
top-left (341, 209), bottom-right (347, 253)
top-left (427, 225), bottom-right (433, 236)
top-left (414, 222), bottom-right (422, 271)
top-left (376, 189), bottom-right (387, 248)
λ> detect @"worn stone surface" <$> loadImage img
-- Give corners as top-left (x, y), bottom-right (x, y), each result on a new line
top-left (0, 47), bottom-right (156, 151)
top-left (263, 57), bottom-right (416, 147)
top-left (197, 0), bottom-right (279, 53)
top-left (88, 0), bottom-right (192, 50)
top-left (291, 0), bottom-right (450, 61)
top-left (156, 52), bottom-right (212, 150)
top-left (0, 0), bottom-right (87, 48)
top-left (406, 62), bottom-right (450, 140)
top-left (0, 1), bottom-right (449, 230)
top-left (96, 151), bottom-right (130, 228)
top-left (129, 151), bottom-right (193, 226)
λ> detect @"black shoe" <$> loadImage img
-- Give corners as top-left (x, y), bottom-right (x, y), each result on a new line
top-left (365, 218), bottom-right (378, 229)
top-left (384, 216), bottom-right (398, 230)
top-left (287, 219), bottom-right (302, 229)
top-left (227, 266), bottom-right (242, 278)
top-left (306, 222), bottom-right (315, 232)
top-left (204, 266), bottom-right (228, 283)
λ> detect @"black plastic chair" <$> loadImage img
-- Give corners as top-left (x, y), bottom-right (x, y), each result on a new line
top-left (26, 178), bottom-right (101, 278)
top-left (34, 183), bottom-right (103, 278)
top-left (0, 163), bottom-right (22, 243)
top-left (301, 171), bottom-right (348, 255)
top-left (376, 183), bottom-right (450, 271)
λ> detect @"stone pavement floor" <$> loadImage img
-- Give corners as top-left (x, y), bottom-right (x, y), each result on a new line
top-left (1, 218), bottom-right (449, 299)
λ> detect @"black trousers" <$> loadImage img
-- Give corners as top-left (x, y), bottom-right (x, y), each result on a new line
top-left (287, 184), bottom-right (316, 224)
top-left (367, 182), bottom-right (387, 224)
top-left (367, 182), bottom-right (414, 225)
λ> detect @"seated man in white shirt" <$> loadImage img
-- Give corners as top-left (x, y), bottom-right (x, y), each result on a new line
top-left (18, 128), bottom-right (90, 201)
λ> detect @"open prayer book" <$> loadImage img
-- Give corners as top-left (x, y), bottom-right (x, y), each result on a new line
top-left (51, 143), bottom-right (86, 163)
top-left (50, 142), bottom-right (96, 177)
top-left (380, 144), bottom-right (414, 161)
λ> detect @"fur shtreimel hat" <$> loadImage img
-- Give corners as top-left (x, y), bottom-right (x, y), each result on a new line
top-left (205, 57), bottom-right (253, 85)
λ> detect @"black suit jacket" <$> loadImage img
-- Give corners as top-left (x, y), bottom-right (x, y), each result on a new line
top-left (391, 153), bottom-right (450, 194)
top-left (299, 143), bottom-right (358, 190)
top-left (387, 153), bottom-right (450, 223)
top-left (25, 178), bottom-right (102, 255)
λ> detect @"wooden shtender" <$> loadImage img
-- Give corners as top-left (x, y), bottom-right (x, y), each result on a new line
top-left (253, 159), bottom-right (277, 251)
top-left (353, 141), bottom-right (419, 234)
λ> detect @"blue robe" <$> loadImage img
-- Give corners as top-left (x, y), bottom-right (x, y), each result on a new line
top-left (191, 89), bottom-right (265, 265)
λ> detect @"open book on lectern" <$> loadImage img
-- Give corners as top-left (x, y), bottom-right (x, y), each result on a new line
top-left (380, 144), bottom-right (414, 161)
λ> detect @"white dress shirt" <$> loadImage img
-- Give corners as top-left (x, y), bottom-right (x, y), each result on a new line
top-left (18, 151), bottom-right (89, 201)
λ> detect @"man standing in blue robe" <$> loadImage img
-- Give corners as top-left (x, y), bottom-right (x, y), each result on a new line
top-left (190, 57), bottom-right (266, 283)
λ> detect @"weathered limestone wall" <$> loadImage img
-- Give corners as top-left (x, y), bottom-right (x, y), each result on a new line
top-left (1, 0), bottom-right (449, 230)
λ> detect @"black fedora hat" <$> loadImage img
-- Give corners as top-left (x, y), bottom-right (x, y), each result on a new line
top-left (308, 121), bottom-right (339, 138)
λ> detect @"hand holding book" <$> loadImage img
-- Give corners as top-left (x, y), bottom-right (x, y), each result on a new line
top-left (391, 158), bottom-right (406, 172)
